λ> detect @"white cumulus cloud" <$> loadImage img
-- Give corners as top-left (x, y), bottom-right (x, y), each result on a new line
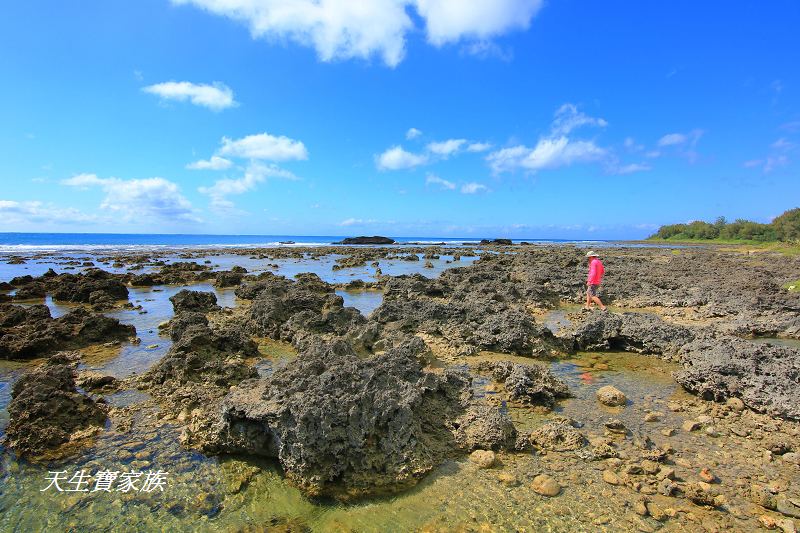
top-left (460, 182), bottom-right (488, 194)
top-left (406, 127), bottom-right (423, 139)
top-left (551, 103), bottom-right (608, 136)
top-left (415, 0), bottom-right (543, 46)
top-left (376, 145), bottom-right (429, 170)
top-left (0, 200), bottom-right (98, 226)
top-left (219, 132), bottom-right (308, 161)
top-left (426, 138), bottom-right (466, 157)
top-left (487, 103), bottom-right (609, 174)
top-left (186, 156), bottom-right (234, 170)
top-left (62, 174), bottom-right (198, 222)
top-left (488, 137), bottom-right (606, 174)
top-left (142, 81), bottom-right (237, 111)
top-left (466, 141), bottom-right (492, 152)
top-left (171, 0), bottom-right (544, 66)
top-left (425, 173), bottom-right (456, 190)
top-left (199, 163), bottom-right (298, 210)
top-left (171, 0), bottom-right (413, 67)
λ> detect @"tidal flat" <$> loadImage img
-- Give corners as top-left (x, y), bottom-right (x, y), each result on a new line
top-left (1, 243), bottom-right (799, 532)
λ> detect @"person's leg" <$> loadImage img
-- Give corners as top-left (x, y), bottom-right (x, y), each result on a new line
top-left (585, 287), bottom-right (592, 309)
top-left (591, 295), bottom-right (606, 311)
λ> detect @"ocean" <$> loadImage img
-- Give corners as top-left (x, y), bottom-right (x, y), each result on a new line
top-left (0, 233), bottom-right (603, 252)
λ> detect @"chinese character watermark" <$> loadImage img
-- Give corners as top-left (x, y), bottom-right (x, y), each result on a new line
top-left (41, 470), bottom-right (169, 493)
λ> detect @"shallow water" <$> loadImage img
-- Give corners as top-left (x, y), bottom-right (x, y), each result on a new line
top-left (1, 348), bottom-right (692, 532)
top-left (0, 253), bottom-right (721, 532)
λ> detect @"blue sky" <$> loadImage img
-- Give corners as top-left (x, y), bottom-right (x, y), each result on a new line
top-left (1, 0), bottom-right (798, 239)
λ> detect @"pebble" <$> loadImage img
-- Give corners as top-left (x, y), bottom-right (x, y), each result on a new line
top-left (644, 412), bottom-right (660, 422)
top-left (661, 428), bottom-right (676, 437)
top-left (497, 472), bottom-right (519, 487)
top-left (633, 499), bottom-right (648, 516)
top-left (597, 385), bottom-right (627, 407)
top-left (469, 450), bottom-right (496, 469)
top-left (682, 420), bottom-right (702, 432)
top-left (602, 469), bottom-right (622, 485)
top-left (699, 467), bottom-right (718, 483)
top-left (726, 397), bottom-right (745, 412)
top-left (531, 474), bottom-right (561, 497)
top-left (782, 452), bottom-right (800, 465)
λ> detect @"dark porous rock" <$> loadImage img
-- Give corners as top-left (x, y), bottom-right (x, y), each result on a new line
top-left (0, 304), bottom-right (135, 360)
top-left (448, 403), bottom-right (517, 451)
top-left (76, 371), bottom-right (119, 391)
top-left (214, 271), bottom-right (245, 288)
top-left (50, 270), bottom-right (129, 307)
top-left (675, 336), bottom-right (800, 420)
top-left (167, 311), bottom-right (210, 342)
top-left (525, 419), bottom-right (587, 451)
top-left (143, 323), bottom-right (258, 390)
top-left (335, 236), bottom-right (396, 245)
top-left (204, 337), bottom-right (515, 499)
top-left (5, 357), bottom-right (107, 456)
top-left (246, 273), bottom-right (370, 348)
top-left (565, 311), bottom-right (694, 358)
top-left (474, 360), bottom-right (570, 407)
top-left (479, 238), bottom-right (513, 246)
top-left (169, 290), bottom-right (220, 314)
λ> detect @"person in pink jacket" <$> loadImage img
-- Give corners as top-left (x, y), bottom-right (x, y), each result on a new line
top-left (584, 251), bottom-right (607, 311)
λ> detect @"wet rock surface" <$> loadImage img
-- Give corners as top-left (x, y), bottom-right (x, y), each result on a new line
top-left (10, 268), bottom-right (129, 309)
top-left (473, 360), bottom-right (570, 407)
top-left (675, 335), bottom-right (800, 420)
top-left (5, 354), bottom-right (108, 456)
top-left (0, 303), bottom-right (136, 359)
top-left (202, 337), bottom-right (516, 499)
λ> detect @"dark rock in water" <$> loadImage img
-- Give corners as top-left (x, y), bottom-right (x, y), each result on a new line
top-left (335, 236), bottom-right (396, 245)
top-left (214, 271), bottom-right (245, 288)
top-left (479, 238), bottom-right (513, 245)
top-left (675, 336), bottom-right (800, 420)
top-left (565, 312), bottom-right (694, 358)
top-left (7, 269), bottom-right (128, 309)
top-left (0, 304), bottom-right (136, 360)
top-left (50, 270), bottom-right (129, 306)
top-left (76, 371), bottom-right (119, 391)
top-left (167, 311), bottom-right (209, 342)
top-left (475, 360), bottom-right (570, 407)
top-left (204, 337), bottom-right (516, 499)
top-left (244, 273), bottom-right (372, 349)
top-left (524, 419), bottom-right (586, 451)
top-left (144, 323), bottom-right (258, 390)
top-left (5, 356), bottom-right (107, 456)
top-left (169, 290), bottom-right (219, 313)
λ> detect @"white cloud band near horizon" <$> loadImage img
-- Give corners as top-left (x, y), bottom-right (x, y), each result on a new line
top-left (142, 81), bottom-right (237, 111)
top-left (62, 173), bottom-right (199, 222)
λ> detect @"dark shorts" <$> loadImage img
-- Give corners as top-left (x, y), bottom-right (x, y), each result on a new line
top-left (587, 284), bottom-right (601, 297)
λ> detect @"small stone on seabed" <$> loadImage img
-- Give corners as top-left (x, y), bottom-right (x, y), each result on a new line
top-left (469, 450), bottom-right (496, 469)
top-left (596, 385), bottom-right (627, 407)
top-left (644, 412), bottom-right (660, 422)
top-left (531, 474), bottom-right (561, 497)
top-left (726, 397), bottom-right (745, 411)
top-left (682, 419), bottom-right (702, 432)
top-left (602, 469), bottom-right (621, 485)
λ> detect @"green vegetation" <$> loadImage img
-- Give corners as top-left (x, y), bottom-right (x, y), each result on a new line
top-left (648, 208), bottom-right (800, 243)
top-left (785, 280), bottom-right (800, 293)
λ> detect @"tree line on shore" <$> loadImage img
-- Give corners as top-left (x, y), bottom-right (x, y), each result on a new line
top-left (648, 207), bottom-right (800, 242)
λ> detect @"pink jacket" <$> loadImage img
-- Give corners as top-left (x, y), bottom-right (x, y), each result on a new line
top-left (587, 258), bottom-right (605, 285)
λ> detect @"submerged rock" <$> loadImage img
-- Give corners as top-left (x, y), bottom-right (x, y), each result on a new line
top-left (0, 304), bottom-right (136, 360)
top-left (596, 385), bottom-right (627, 407)
top-left (5, 355), bottom-right (107, 456)
top-left (169, 290), bottom-right (220, 313)
top-left (474, 360), bottom-right (570, 407)
top-left (675, 336), bottom-right (800, 420)
top-left (203, 337), bottom-right (516, 499)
